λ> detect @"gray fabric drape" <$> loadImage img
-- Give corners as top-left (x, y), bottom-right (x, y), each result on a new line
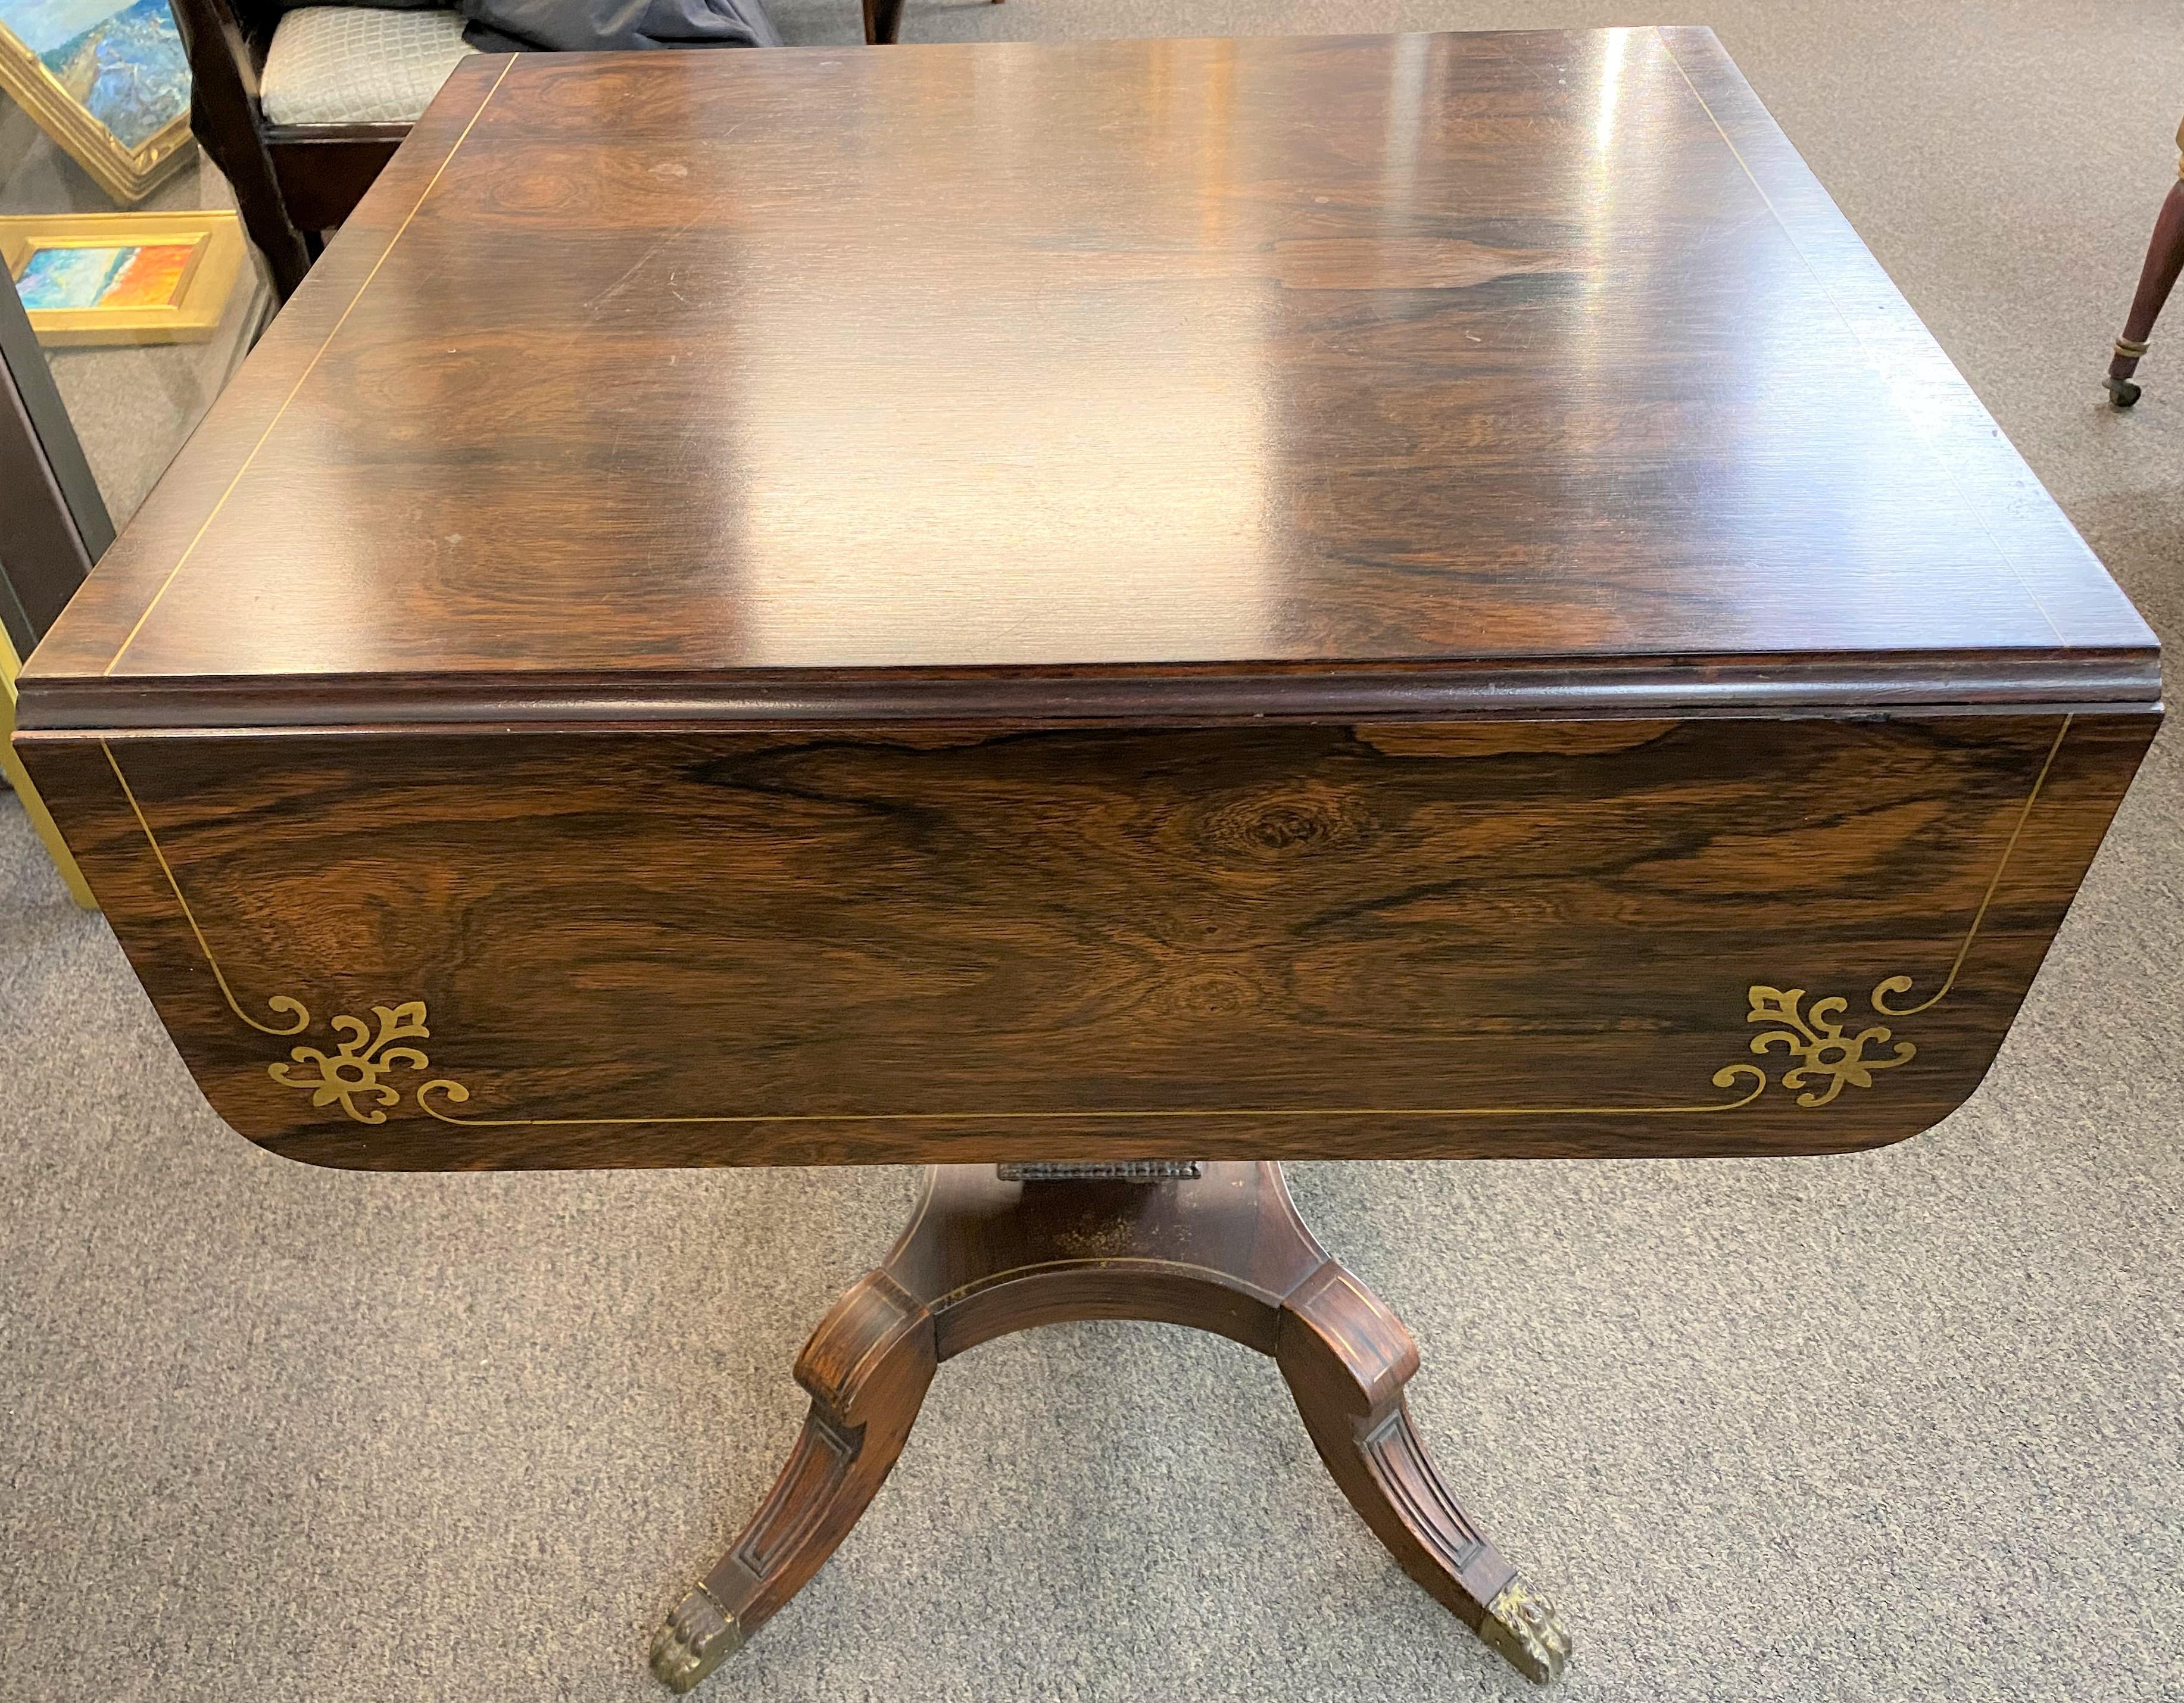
top-left (459, 0), bottom-right (780, 52)
top-left (264, 0), bottom-right (782, 54)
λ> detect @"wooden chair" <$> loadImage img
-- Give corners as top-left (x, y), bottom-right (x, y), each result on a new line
top-left (169, 0), bottom-right (963, 303)
top-left (2107, 116), bottom-right (2184, 407)
top-left (167, 0), bottom-right (466, 299)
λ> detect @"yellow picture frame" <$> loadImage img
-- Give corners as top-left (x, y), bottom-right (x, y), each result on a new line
top-left (1, 624), bottom-right (96, 909)
top-left (0, 4), bottom-right (191, 204)
top-left (1, 211), bottom-right (246, 346)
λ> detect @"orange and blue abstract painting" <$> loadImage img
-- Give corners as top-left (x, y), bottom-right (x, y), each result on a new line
top-left (14, 241), bottom-right (193, 309)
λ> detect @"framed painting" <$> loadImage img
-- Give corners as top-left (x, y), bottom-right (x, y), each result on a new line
top-left (1, 210), bottom-right (243, 344)
top-left (0, 0), bottom-right (192, 204)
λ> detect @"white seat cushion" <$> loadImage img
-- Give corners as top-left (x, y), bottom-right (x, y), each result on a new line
top-left (260, 7), bottom-right (478, 127)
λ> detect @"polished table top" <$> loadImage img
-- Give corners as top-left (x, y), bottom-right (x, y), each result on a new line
top-left (27, 28), bottom-right (2154, 728)
top-left (13, 32), bottom-right (2157, 1176)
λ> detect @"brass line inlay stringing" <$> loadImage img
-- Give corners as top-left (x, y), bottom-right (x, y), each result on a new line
top-left (104, 54), bottom-right (517, 678)
top-left (103, 741), bottom-right (308, 1037)
top-left (102, 719), bottom-right (2072, 1130)
top-left (1661, 27), bottom-right (2071, 652)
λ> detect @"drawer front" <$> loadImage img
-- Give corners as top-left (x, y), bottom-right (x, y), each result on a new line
top-left (20, 712), bottom-right (2151, 1170)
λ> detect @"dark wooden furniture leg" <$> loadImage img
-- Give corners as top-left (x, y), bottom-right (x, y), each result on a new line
top-left (651, 1162), bottom-right (1571, 1692)
top-left (169, 0), bottom-right (314, 299)
top-left (860, 0), bottom-right (904, 44)
top-left (650, 1271), bottom-right (937, 1689)
top-left (859, 0), bottom-right (1001, 41)
top-left (2107, 155), bottom-right (2184, 407)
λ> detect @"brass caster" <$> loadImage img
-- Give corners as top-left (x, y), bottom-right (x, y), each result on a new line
top-left (1478, 1575), bottom-right (1574, 1685)
top-left (2110, 336), bottom-right (2149, 408)
top-left (650, 1586), bottom-right (744, 1694)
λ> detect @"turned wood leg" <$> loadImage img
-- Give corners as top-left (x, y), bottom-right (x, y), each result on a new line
top-left (651, 1271), bottom-right (937, 1693)
top-left (1278, 1263), bottom-right (1571, 1682)
top-left (2108, 170), bottom-right (2184, 407)
top-left (862, 0), bottom-right (905, 44)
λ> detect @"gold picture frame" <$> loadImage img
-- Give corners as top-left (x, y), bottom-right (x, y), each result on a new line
top-left (1, 211), bottom-right (245, 345)
top-left (0, 0), bottom-right (192, 204)
top-left (1, 624), bottom-right (96, 909)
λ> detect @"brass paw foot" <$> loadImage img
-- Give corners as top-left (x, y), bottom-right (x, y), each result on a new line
top-left (1478, 1576), bottom-right (1573, 1684)
top-left (650, 1586), bottom-right (744, 1694)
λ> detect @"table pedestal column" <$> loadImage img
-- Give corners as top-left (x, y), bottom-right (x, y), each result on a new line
top-left (650, 1162), bottom-right (1571, 1692)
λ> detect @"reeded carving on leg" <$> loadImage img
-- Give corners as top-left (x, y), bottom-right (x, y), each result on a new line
top-left (649, 1586), bottom-right (743, 1694)
top-left (1360, 1405), bottom-right (1489, 1578)
top-left (1480, 1576), bottom-right (1574, 1684)
top-left (653, 1271), bottom-right (937, 1693)
top-left (1277, 1260), bottom-right (1568, 1684)
top-left (651, 1165), bottom-right (1572, 1692)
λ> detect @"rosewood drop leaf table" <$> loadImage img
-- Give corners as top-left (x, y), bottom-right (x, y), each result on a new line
top-left (12, 28), bottom-right (2158, 1692)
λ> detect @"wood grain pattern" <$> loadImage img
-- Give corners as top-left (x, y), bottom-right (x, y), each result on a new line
top-left (7, 31), bottom-right (2160, 1177)
top-left (16, 712), bottom-right (2152, 1171)
top-left (17, 30), bottom-right (2157, 718)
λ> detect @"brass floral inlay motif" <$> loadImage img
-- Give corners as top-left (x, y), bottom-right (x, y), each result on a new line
top-left (102, 719), bottom-right (2076, 1134)
top-left (247, 979), bottom-right (1934, 1128)
top-left (1744, 985), bottom-right (1915, 1107)
top-left (268, 1000), bottom-right (434, 1124)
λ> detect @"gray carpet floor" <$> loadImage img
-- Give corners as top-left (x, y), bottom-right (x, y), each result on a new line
top-left (5, 3), bottom-right (2182, 1699)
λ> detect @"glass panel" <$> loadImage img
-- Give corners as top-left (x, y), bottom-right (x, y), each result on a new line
top-left (1, 0), bottom-right (272, 529)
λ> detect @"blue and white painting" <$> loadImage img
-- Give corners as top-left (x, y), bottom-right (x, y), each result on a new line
top-left (1, 0), bottom-right (189, 152)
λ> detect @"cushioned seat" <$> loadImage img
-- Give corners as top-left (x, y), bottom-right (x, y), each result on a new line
top-left (259, 7), bottom-right (476, 127)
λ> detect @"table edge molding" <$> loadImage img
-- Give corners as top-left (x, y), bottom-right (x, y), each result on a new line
top-left (15, 654), bottom-right (2164, 735)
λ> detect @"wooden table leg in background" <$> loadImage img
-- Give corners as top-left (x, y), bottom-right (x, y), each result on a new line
top-left (650, 1163), bottom-right (1572, 1693)
top-left (2106, 127), bottom-right (2184, 406)
top-left (859, 0), bottom-right (1003, 43)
